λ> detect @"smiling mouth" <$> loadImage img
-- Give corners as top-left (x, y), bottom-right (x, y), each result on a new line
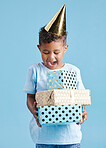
top-left (47, 61), bottom-right (57, 67)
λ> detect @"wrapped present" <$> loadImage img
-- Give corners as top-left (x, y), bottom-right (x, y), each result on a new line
top-left (36, 89), bottom-right (91, 107)
top-left (38, 104), bottom-right (82, 125)
top-left (36, 89), bottom-right (70, 107)
top-left (47, 70), bottom-right (77, 90)
top-left (70, 89), bottom-right (91, 105)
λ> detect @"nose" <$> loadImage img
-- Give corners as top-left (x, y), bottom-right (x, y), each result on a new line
top-left (48, 53), bottom-right (55, 61)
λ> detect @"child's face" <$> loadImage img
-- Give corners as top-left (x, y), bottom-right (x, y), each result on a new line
top-left (37, 39), bottom-right (68, 69)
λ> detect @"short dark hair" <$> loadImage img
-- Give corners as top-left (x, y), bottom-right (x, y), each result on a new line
top-left (39, 26), bottom-right (67, 45)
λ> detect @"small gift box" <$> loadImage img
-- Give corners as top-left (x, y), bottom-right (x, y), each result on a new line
top-left (38, 104), bottom-right (83, 125)
top-left (47, 70), bottom-right (77, 90)
top-left (36, 89), bottom-right (91, 107)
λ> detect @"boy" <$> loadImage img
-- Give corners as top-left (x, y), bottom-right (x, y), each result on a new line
top-left (24, 4), bottom-right (87, 148)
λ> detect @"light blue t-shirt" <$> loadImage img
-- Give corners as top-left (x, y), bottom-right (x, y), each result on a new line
top-left (23, 63), bottom-right (85, 144)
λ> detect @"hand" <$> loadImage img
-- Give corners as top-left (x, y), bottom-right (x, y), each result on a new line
top-left (32, 101), bottom-right (41, 127)
top-left (78, 105), bottom-right (87, 125)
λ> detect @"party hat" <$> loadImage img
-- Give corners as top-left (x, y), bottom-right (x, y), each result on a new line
top-left (45, 4), bottom-right (66, 36)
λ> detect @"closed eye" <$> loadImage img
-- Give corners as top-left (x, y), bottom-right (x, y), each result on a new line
top-left (44, 53), bottom-right (49, 54)
top-left (43, 52), bottom-right (49, 54)
top-left (54, 52), bottom-right (60, 54)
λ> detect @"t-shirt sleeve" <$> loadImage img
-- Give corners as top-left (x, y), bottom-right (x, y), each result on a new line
top-left (23, 66), bottom-right (37, 94)
top-left (77, 69), bottom-right (85, 89)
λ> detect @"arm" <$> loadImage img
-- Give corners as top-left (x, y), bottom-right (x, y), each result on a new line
top-left (77, 70), bottom-right (87, 124)
top-left (27, 93), bottom-right (41, 127)
top-left (78, 105), bottom-right (87, 125)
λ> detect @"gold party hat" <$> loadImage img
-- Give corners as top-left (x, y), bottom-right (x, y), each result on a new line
top-left (45, 4), bottom-right (66, 36)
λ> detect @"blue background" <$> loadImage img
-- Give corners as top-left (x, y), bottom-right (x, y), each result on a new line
top-left (0, 0), bottom-right (106, 147)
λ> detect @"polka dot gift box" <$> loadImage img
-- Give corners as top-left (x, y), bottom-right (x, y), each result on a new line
top-left (47, 70), bottom-right (77, 90)
top-left (38, 104), bottom-right (83, 125)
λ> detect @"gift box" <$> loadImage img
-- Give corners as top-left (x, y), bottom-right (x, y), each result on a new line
top-left (36, 89), bottom-right (91, 107)
top-left (38, 104), bottom-right (82, 125)
top-left (36, 89), bottom-right (70, 107)
top-left (47, 70), bottom-right (77, 90)
top-left (70, 89), bottom-right (91, 105)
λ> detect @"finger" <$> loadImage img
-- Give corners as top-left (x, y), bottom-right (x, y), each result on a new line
top-left (78, 115), bottom-right (87, 125)
top-left (33, 110), bottom-right (38, 114)
top-left (77, 117), bottom-right (85, 125)
top-left (33, 110), bottom-right (38, 116)
top-left (82, 111), bottom-right (87, 117)
top-left (83, 105), bottom-right (85, 110)
top-left (33, 102), bottom-right (37, 108)
top-left (77, 111), bottom-right (87, 125)
top-left (78, 120), bottom-right (84, 125)
top-left (37, 122), bottom-right (41, 127)
top-left (34, 101), bottom-right (37, 105)
top-left (33, 114), bottom-right (38, 119)
top-left (82, 111), bottom-right (87, 121)
top-left (36, 118), bottom-right (41, 127)
top-left (33, 110), bottom-right (38, 117)
top-left (33, 102), bottom-right (38, 110)
top-left (33, 103), bottom-right (38, 113)
top-left (82, 114), bottom-right (87, 121)
top-left (83, 114), bottom-right (87, 121)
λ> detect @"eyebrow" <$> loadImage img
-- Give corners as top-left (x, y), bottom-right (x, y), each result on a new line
top-left (43, 49), bottom-right (60, 51)
top-left (54, 49), bottom-right (60, 51)
top-left (42, 49), bottom-right (49, 51)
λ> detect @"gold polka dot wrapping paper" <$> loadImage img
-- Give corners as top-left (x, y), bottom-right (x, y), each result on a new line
top-left (47, 70), bottom-right (77, 90)
top-left (38, 104), bottom-right (83, 125)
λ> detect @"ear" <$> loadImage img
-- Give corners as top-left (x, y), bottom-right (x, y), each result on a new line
top-left (64, 44), bottom-right (69, 53)
top-left (37, 45), bottom-right (41, 52)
